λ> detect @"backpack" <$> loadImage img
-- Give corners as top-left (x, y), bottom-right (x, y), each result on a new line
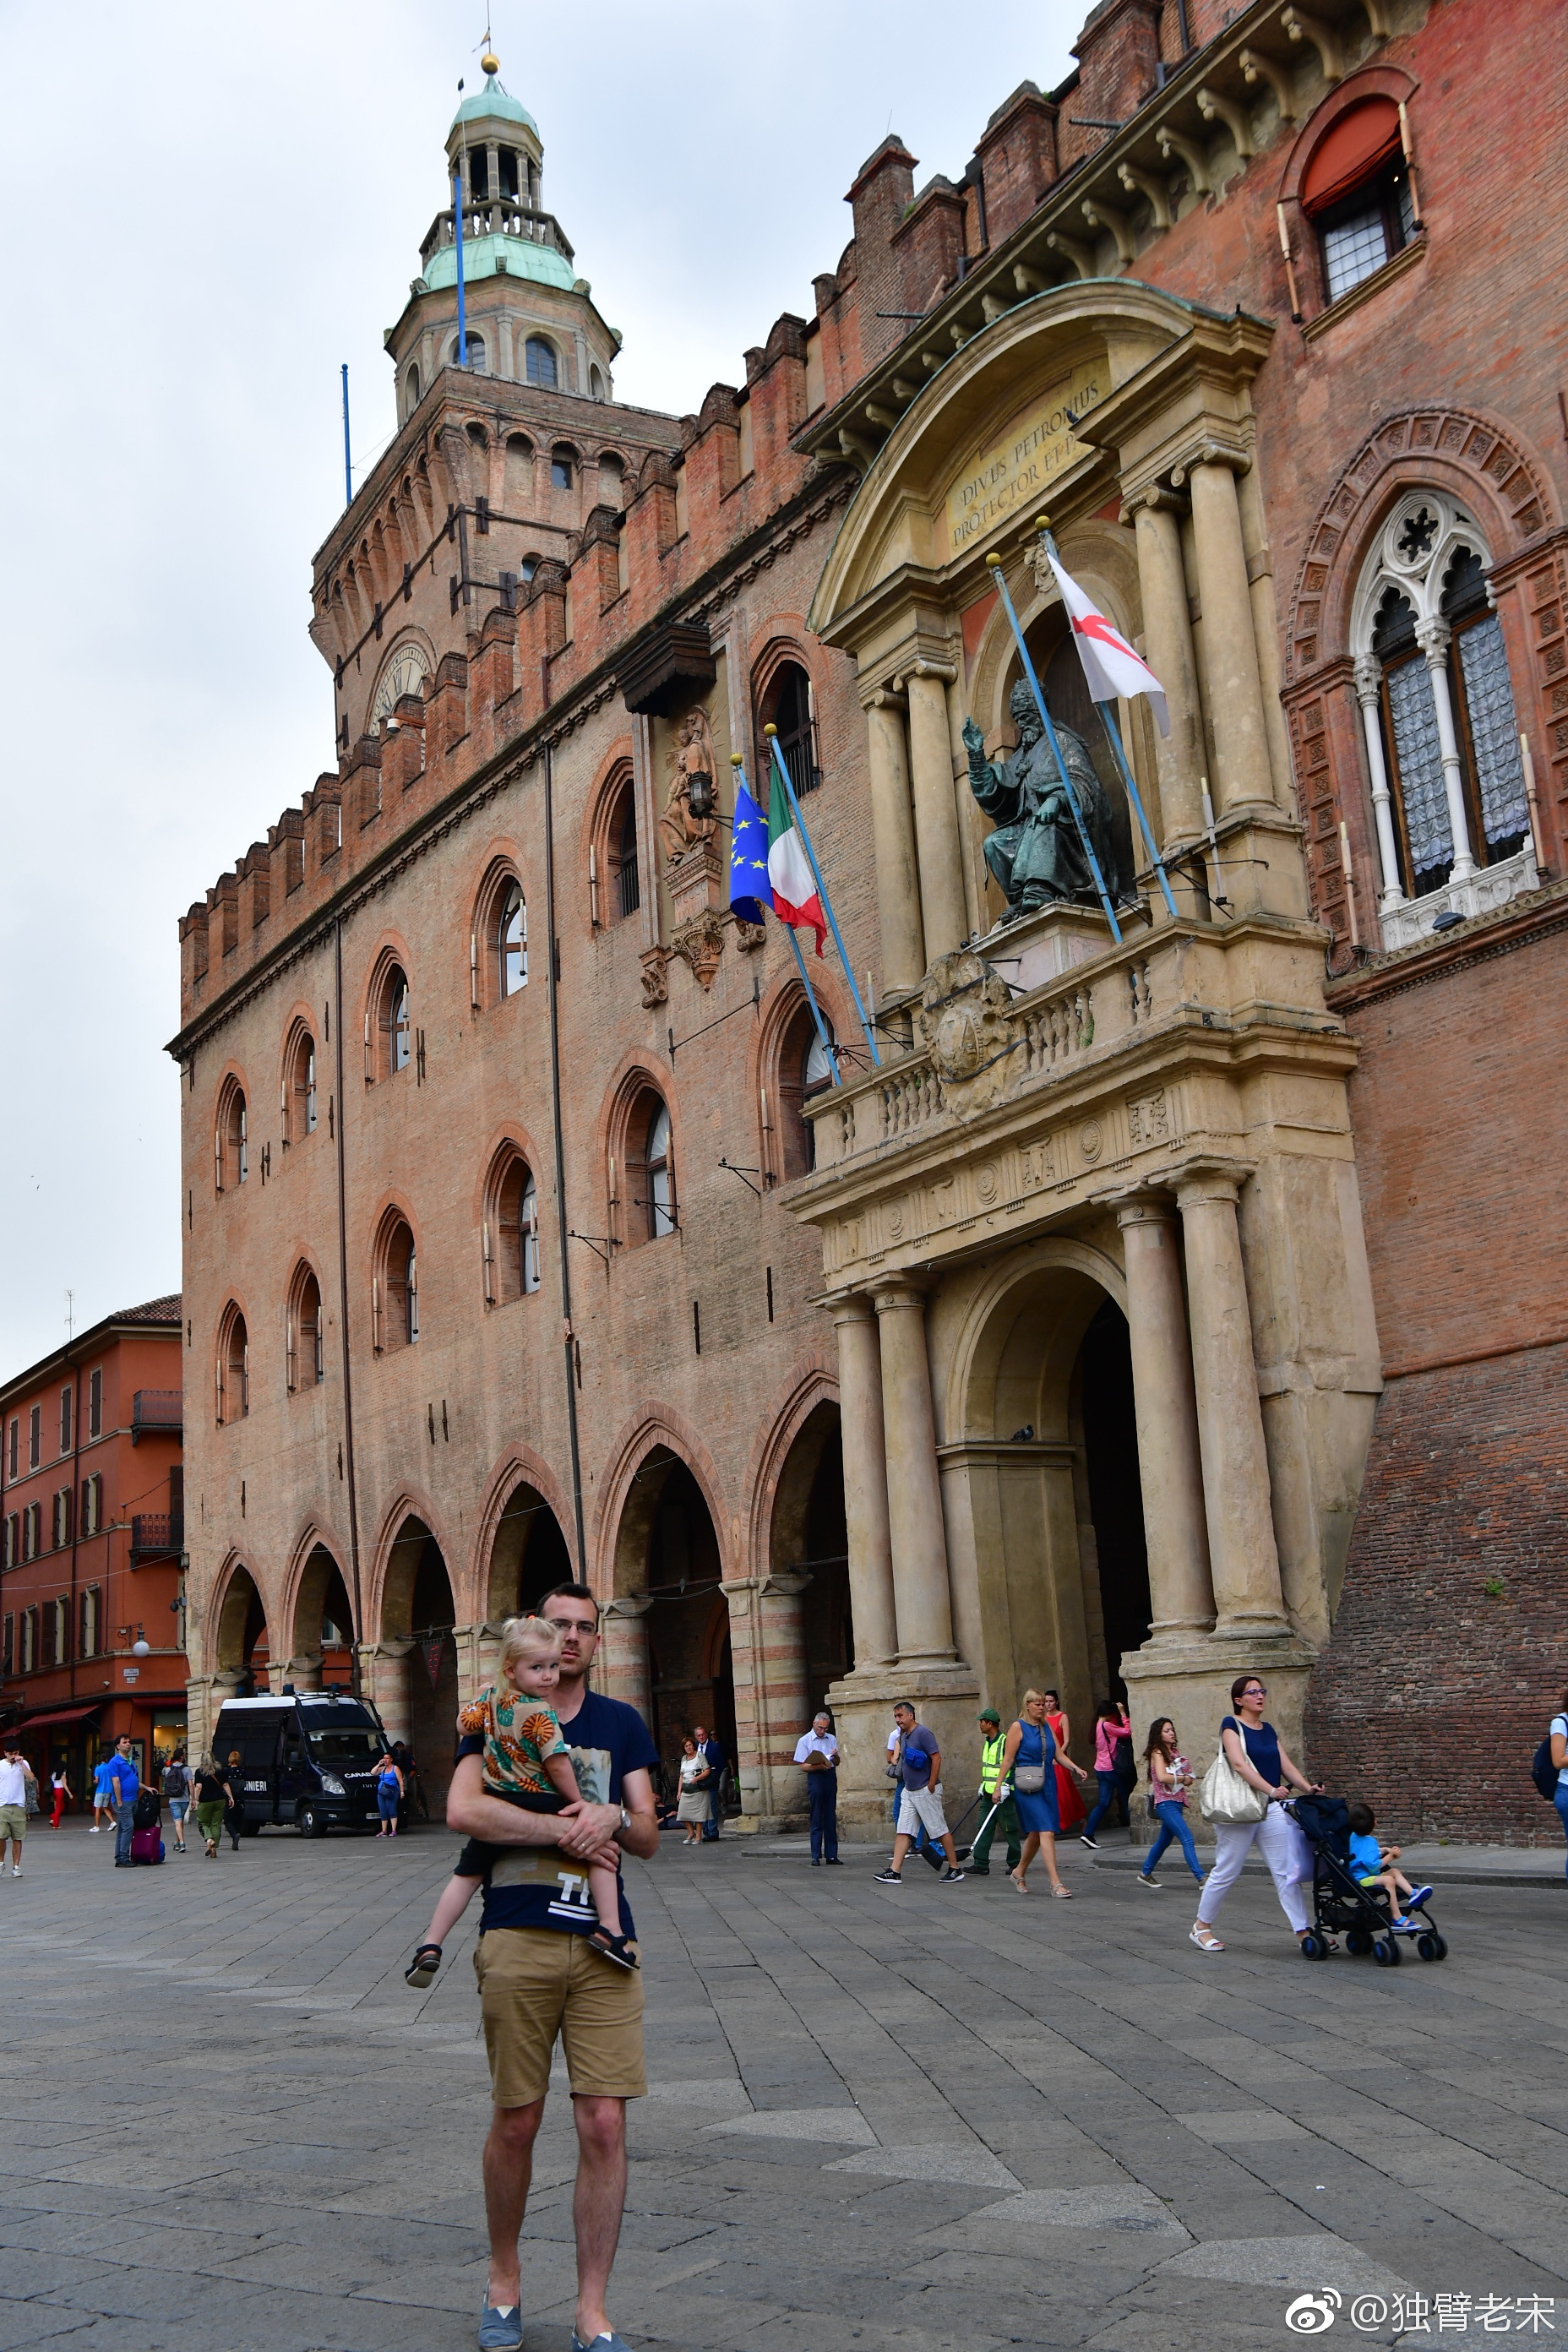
top-left (132, 1788), bottom-right (161, 1832)
top-left (1531, 1725), bottom-right (1565, 1803)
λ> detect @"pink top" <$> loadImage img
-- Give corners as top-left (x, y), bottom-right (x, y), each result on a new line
top-left (1093, 1711), bottom-right (1131, 1770)
top-left (1149, 1750), bottom-right (1192, 1807)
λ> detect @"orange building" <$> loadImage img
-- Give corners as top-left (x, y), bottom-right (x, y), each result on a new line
top-left (0, 1298), bottom-right (188, 1797)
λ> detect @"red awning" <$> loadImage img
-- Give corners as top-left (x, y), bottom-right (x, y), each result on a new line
top-left (1301, 97), bottom-right (1402, 216)
top-left (9, 1703), bottom-right (103, 1734)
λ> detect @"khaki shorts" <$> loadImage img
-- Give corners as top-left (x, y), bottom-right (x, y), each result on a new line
top-left (0, 1805), bottom-right (26, 1843)
top-left (474, 1927), bottom-right (645, 2109)
top-left (897, 1784), bottom-right (949, 1839)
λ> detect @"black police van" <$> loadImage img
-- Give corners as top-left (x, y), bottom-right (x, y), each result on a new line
top-left (209, 1690), bottom-right (394, 1836)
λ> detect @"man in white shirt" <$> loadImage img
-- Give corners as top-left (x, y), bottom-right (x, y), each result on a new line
top-left (0, 1741), bottom-right (36, 1877)
top-left (793, 1713), bottom-right (841, 1865)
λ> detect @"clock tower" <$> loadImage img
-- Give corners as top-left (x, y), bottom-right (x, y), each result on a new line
top-left (309, 48), bottom-right (681, 750)
top-left (385, 54), bottom-right (623, 424)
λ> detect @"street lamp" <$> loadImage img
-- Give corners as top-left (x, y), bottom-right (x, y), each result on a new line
top-left (130, 1627), bottom-right (151, 1658)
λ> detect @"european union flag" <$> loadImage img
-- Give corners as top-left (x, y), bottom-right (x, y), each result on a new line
top-left (729, 765), bottom-right (770, 928)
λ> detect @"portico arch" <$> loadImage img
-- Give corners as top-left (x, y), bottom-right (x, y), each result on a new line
top-left (600, 1435), bottom-right (734, 1808)
top-left (210, 1556), bottom-right (270, 1695)
top-left (373, 1509), bottom-right (459, 1807)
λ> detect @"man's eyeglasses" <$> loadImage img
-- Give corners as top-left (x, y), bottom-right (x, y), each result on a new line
top-left (546, 1615), bottom-right (598, 1637)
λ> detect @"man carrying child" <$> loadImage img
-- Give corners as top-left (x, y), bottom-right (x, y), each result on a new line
top-left (441, 1581), bottom-right (659, 2352)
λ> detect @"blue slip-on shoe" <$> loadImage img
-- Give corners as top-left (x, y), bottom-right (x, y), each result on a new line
top-left (478, 2297), bottom-right (524, 2349)
top-left (572, 2333), bottom-right (635, 2352)
top-left (1406, 1885), bottom-right (1434, 1911)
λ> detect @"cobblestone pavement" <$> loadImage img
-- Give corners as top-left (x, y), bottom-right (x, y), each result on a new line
top-left (0, 1819), bottom-right (1564, 2352)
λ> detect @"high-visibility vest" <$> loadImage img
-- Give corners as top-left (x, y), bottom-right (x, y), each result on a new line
top-left (980, 1732), bottom-right (1009, 1796)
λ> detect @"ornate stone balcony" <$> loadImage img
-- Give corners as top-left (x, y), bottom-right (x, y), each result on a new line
top-left (1378, 841), bottom-right (1540, 952)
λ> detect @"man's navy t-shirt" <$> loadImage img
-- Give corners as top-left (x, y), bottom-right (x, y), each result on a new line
top-left (456, 1688), bottom-right (657, 1941)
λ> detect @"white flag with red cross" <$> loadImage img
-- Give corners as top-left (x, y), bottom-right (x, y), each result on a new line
top-left (1045, 550), bottom-right (1169, 738)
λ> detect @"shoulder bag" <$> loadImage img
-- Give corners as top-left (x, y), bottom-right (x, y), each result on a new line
top-left (1199, 1732), bottom-right (1269, 1826)
top-left (1013, 1726), bottom-right (1048, 1795)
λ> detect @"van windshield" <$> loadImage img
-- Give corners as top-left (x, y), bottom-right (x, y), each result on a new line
top-left (307, 1729), bottom-right (386, 1766)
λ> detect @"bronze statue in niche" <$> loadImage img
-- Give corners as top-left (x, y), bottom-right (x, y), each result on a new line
top-left (659, 706), bottom-right (719, 863)
top-left (962, 680), bottom-right (1121, 918)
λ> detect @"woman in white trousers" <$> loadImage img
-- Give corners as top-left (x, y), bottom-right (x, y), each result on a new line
top-left (1190, 1673), bottom-right (1320, 1954)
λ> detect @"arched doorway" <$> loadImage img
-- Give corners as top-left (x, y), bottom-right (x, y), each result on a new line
top-left (381, 1514), bottom-right (459, 1810)
top-left (215, 1561), bottom-right (269, 1696)
top-left (485, 1478), bottom-right (574, 1622)
top-left (768, 1401), bottom-right (852, 1709)
top-left (945, 1248), bottom-right (1150, 1739)
top-left (612, 1448), bottom-right (733, 1805)
top-left (288, 1543), bottom-right (356, 1688)
top-left (1075, 1298), bottom-right (1152, 1703)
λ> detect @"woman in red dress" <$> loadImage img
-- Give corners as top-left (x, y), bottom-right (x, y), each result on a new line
top-left (1041, 1689), bottom-right (1088, 1832)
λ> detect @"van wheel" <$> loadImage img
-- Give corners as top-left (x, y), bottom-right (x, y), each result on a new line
top-left (298, 1805), bottom-right (328, 1838)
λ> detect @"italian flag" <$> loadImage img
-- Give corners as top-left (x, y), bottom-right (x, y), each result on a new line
top-left (768, 760), bottom-right (827, 955)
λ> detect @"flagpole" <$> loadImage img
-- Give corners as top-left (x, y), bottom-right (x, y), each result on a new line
top-left (1036, 523), bottom-right (1179, 921)
top-left (765, 728), bottom-right (882, 1069)
top-left (732, 755), bottom-right (841, 1086)
top-left (983, 556), bottom-right (1123, 944)
top-left (454, 88), bottom-right (468, 368)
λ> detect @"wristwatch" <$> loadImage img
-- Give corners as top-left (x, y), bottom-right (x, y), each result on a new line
top-left (617, 1805), bottom-right (632, 1838)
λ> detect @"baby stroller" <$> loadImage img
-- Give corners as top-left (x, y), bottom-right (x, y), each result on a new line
top-left (1287, 1795), bottom-right (1446, 1967)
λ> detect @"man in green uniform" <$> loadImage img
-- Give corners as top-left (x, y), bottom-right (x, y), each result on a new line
top-left (969, 1707), bottom-right (1021, 1877)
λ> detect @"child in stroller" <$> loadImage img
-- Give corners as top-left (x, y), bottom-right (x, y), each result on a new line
top-left (1287, 1794), bottom-right (1447, 1966)
top-left (1347, 1801), bottom-right (1431, 1928)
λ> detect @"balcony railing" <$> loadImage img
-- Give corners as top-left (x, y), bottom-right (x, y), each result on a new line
top-left (131, 1391), bottom-right (182, 1445)
top-left (419, 201), bottom-right (574, 273)
top-left (130, 1513), bottom-right (184, 1561)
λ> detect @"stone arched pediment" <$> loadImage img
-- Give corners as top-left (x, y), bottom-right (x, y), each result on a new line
top-left (808, 280), bottom-right (1228, 641)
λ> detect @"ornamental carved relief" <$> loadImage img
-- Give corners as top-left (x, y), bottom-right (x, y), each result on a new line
top-left (916, 948), bottom-right (1020, 1117)
top-left (670, 906), bottom-right (726, 991)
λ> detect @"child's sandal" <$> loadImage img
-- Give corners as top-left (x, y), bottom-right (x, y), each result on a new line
top-left (586, 1930), bottom-right (640, 1972)
top-left (405, 1943), bottom-right (444, 1988)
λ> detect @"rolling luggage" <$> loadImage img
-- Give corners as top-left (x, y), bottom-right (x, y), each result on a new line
top-left (130, 1824), bottom-right (165, 1865)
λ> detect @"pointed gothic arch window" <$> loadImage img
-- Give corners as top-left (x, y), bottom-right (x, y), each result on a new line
top-left (216, 1305), bottom-right (249, 1424)
top-left (485, 1151), bottom-right (542, 1304)
top-left (758, 659), bottom-right (820, 795)
top-left (1353, 492), bottom-right (1533, 940)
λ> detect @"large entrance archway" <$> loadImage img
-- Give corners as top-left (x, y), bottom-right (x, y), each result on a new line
top-left (287, 1542), bottom-right (356, 1689)
top-left (380, 1513), bottom-right (459, 1810)
top-left (611, 1447), bottom-right (733, 1805)
top-left (484, 1478), bottom-right (574, 1622)
top-left (945, 1246), bottom-right (1149, 1741)
top-left (768, 1400), bottom-right (852, 1712)
top-left (214, 1560), bottom-right (269, 1696)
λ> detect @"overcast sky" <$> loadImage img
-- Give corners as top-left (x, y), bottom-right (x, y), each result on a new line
top-left (0, 0), bottom-right (1078, 1374)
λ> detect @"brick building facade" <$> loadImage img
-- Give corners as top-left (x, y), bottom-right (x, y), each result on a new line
top-left (0, 1299), bottom-right (188, 1796)
top-left (172, 0), bottom-right (1565, 1837)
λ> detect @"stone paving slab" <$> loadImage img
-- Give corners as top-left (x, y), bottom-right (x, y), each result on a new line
top-left (0, 1820), bottom-right (1565, 2349)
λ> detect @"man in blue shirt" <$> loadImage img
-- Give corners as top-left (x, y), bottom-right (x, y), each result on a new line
top-left (106, 1735), bottom-right (140, 1868)
top-left (447, 1582), bottom-right (658, 2352)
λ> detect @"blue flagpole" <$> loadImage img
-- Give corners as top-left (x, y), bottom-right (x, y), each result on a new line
top-left (1036, 523), bottom-right (1178, 921)
top-left (765, 728), bottom-right (881, 1069)
top-left (983, 553), bottom-right (1122, 945)
top-left (731, 755), bottom-right (841, 1087)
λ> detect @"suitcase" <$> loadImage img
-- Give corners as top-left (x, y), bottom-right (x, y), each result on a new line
top-left (130, 1825), bottom-right (165, 1865)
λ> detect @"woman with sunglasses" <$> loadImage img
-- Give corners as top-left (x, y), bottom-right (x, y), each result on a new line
top-left (1190, 1674), bottom-right (1320, 1955)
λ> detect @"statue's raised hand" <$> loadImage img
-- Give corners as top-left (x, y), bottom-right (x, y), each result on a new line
top-left (961, 716), bottom-right (987, 759)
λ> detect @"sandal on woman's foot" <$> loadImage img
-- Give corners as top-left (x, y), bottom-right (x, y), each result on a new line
top-left (405, 1943), bottom-right (443, 1989)
top-left (1008, 1870), bottom-right (1029, 1894)
top-left (1051, 1884), bottom-right (1074, 1898)
top-left (1190, 1923), bottom-right (1224, 1952)
top-left (586, 1930), bottom-right (640, 1972)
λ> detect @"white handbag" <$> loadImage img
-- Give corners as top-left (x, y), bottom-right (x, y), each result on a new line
top-left (1199, 1746), bottom-right (1269, 1825)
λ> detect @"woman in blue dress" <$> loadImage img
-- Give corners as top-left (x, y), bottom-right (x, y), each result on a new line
top-left (1000, 1689), bottom-right (1082, 1897)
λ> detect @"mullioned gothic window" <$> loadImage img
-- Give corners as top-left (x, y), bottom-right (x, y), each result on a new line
top-left (1352, 493), bottom-right (1533, 947)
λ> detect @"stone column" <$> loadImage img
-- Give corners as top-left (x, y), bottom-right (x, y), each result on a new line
top-left (873, 1281), bottom-right (956, 1664)
top-left (1354, 656), bottom-right (1406, 911)
top-left (362, 1640), bottom-right (415, 1746)
top-left (1175, 1166), bottom-right (1291, 1636)
top-left (1130, 490), bottom-right (1205, 843)
top-left (1417, 619), bottom-right (1478, 881)
top-left (863, 691), bottom-right (926, 991)
top-left (600, 1595), bottom-right (654, 1725)
top-left (1116, 1197), bottom-right (1215, 1638)
top-left (755, 1570), bottom-right (813, 1821)
top-left (903, 663), bottom-right (968, 961)
top-left (1182, 447), bottom-right (1275, 814)
top-left (833, 1296), bottom-right (898, 1668)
